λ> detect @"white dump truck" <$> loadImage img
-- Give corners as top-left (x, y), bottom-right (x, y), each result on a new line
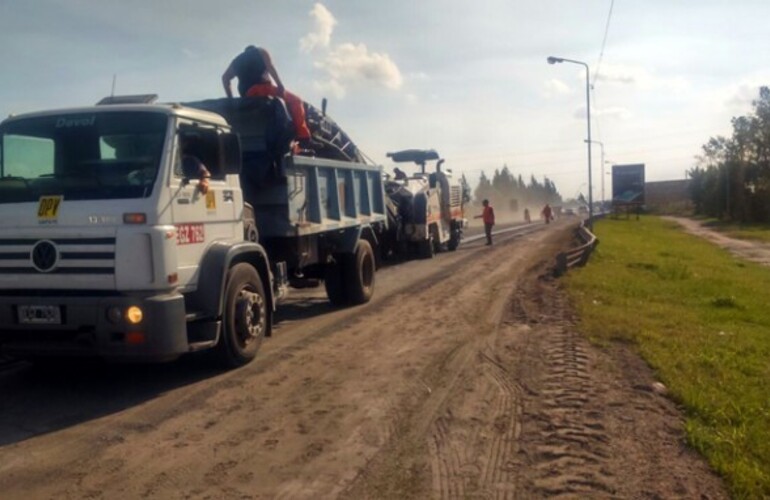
top-left (0, 94), bottom-right (386, 366)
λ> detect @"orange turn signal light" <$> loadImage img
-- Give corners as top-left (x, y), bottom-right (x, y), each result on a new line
top-left (123, 213), bottom-right (147, 224)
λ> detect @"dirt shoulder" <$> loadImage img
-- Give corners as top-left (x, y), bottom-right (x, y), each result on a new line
top-left (665, 216), bottom-right (770, 266)
top-left (0, 221), bottom-right (727, 499)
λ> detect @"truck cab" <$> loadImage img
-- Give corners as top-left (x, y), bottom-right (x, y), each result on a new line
top-left (0, 97), bottom-right (272, 366)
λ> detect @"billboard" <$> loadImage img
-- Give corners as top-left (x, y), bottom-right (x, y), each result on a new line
top-left (611, 164), bottom-right (645, 205)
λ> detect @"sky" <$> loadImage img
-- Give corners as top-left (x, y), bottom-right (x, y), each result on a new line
top-left (2, 0), bottom-right (770, 202)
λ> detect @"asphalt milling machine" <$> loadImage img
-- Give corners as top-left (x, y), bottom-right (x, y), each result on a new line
top-left (385, 149), bottom-right (469, 259)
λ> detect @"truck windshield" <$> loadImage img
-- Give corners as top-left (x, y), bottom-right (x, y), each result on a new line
top-left (0, 111), bottom-right (167, 203)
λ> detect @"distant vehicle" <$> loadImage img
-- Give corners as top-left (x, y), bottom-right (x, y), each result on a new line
top-left (564, 208), bottom-right (576, 216)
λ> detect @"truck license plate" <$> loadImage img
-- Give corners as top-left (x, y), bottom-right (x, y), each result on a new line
top-left (18, 305), bottom-right (62, 325)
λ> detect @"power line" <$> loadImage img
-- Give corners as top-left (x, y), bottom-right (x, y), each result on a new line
top-left (593, 0), bottom-right (615, 87)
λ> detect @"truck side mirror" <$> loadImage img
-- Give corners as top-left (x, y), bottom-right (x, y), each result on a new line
top-left (221, 132), bottom-right (242, 175)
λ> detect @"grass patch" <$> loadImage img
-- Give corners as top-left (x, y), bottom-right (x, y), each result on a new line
top-left (566, 216), bottom-right (770, 498)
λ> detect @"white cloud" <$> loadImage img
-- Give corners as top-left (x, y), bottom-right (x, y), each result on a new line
top-left (722, 80), bottom-right (770, 114)
top-left (181, 48), bottom-right (198, 60)
top-left (572, 106), bottom-right (631, 120)
top-left (300, 3), bottom-right (337, 53)
top-left (316, 43), bottom-right (403, 91)
top-left (314, 79), bottom-right (346, 99)
top-left (543, 78), bottom-right (572, 97)
top-left (595, 64), bottom-right (689, 92)
top-left (300, 3), bottom-right (403, 98)
top-left (699, 75), bottom-right (770, 118)
top-left (407, 71), bottom-right (430, 82)
top-left (595, 106), bottom-right (633, 120)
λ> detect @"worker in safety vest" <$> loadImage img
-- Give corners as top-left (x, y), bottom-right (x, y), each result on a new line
top-left (474, 199), bottom-right (495, 245)
top-left (542, 203), bottom-right (553, 224)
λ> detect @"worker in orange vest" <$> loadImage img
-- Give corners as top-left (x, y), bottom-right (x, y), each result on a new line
top-left (474, 199), bottom-right (495, 245)
top-left (542, 203), bottom-right (553, 224)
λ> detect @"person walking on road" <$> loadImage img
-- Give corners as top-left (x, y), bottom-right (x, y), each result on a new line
top-left (475, 199), bottom-right (495, 245)
top-left (222, 45), bottom-right (312, 145)
top-left (542, 203), bottom-right (553, 224)
top-left (524, 208), bottom-right (531, 224)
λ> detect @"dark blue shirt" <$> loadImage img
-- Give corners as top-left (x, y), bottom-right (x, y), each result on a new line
top-left (231, 46), bottom-right (268, 97)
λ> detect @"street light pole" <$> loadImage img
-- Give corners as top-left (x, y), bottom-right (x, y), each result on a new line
top-left (585, 139), bottom-right (604, 208)
top-left (547, 56), bottom-right (593, 228)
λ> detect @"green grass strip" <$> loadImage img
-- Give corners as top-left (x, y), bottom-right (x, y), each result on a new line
top-left (698, 217), bottom-right (770, 243)
top-left (566, 216), bottom-right (770, 499)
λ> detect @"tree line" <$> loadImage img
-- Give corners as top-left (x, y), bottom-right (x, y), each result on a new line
top-left (471, 165), bottom-right (562, 211)
top-left (689, 86), bottom-right (770, 222)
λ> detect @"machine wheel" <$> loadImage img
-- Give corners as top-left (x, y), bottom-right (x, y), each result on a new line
top-left (448, 225), bottom-right (461, 251)
top-left (344, 240), bottom-right (375, 305)
top-left (216, 263), bottom-right (267, 368)
top-left (324, 258), bottom-right (348, 306)
top-left (431, 226), bottom-right (443, 253)
top-left (418, 235), bottom-right (434, 259)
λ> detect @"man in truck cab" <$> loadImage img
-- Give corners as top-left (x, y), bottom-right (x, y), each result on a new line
top-left (179, 135), bottom-right (212, 194)
top-left (221, 45), bottom-right (312, 147)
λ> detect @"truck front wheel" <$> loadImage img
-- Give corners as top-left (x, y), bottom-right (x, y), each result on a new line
top-left (216, 263), bottom-right (267, 368)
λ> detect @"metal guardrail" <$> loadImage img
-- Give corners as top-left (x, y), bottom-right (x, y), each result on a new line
top-left (555, 221), bottom-right (598, 276)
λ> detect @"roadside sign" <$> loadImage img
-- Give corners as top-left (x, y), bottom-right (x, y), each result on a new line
top-left (611, 164), bottom-right (645, 206)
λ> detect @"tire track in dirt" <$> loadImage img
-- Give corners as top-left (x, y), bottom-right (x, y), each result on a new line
top-left (510, 269), bottom-right (616, 497)
top-left (425, 281), bottom-right (526, 499)
top-left (526, 328), bottom-right (614, 496)
top-left (420, 228), bottom-right (577, 500)
top-left (339, 228), bottom-right (568, 500)
top-left (508, 257), bottom-right (728, 499)
top-left (340, 227), bottom-right (575, 500)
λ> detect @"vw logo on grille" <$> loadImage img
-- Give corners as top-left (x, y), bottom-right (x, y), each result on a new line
top-left (31, 240), bottom-right (59, 272)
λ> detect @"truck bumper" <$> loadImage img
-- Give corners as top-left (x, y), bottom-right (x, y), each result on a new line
top-left (0, 292), bottom-right (189, 361)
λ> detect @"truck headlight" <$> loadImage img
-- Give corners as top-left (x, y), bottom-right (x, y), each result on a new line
top-left (126, 306), bottom-right (144, 324)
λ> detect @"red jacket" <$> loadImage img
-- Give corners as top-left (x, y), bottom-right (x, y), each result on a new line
top-left (482, 206), bottom-right (495, 225)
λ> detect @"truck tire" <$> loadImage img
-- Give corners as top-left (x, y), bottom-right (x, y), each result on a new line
top-left (324, 259), bottom-right (348, 306)
top-left (216, 263), bottom-right (267, 368)
top-left (344, 240), bottom-right (375, 305)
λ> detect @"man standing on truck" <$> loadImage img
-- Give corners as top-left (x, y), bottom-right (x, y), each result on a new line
top-left (475, 199), bottom-right (495, 246)
top-left (222, 45), bottom-right (312, 146)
